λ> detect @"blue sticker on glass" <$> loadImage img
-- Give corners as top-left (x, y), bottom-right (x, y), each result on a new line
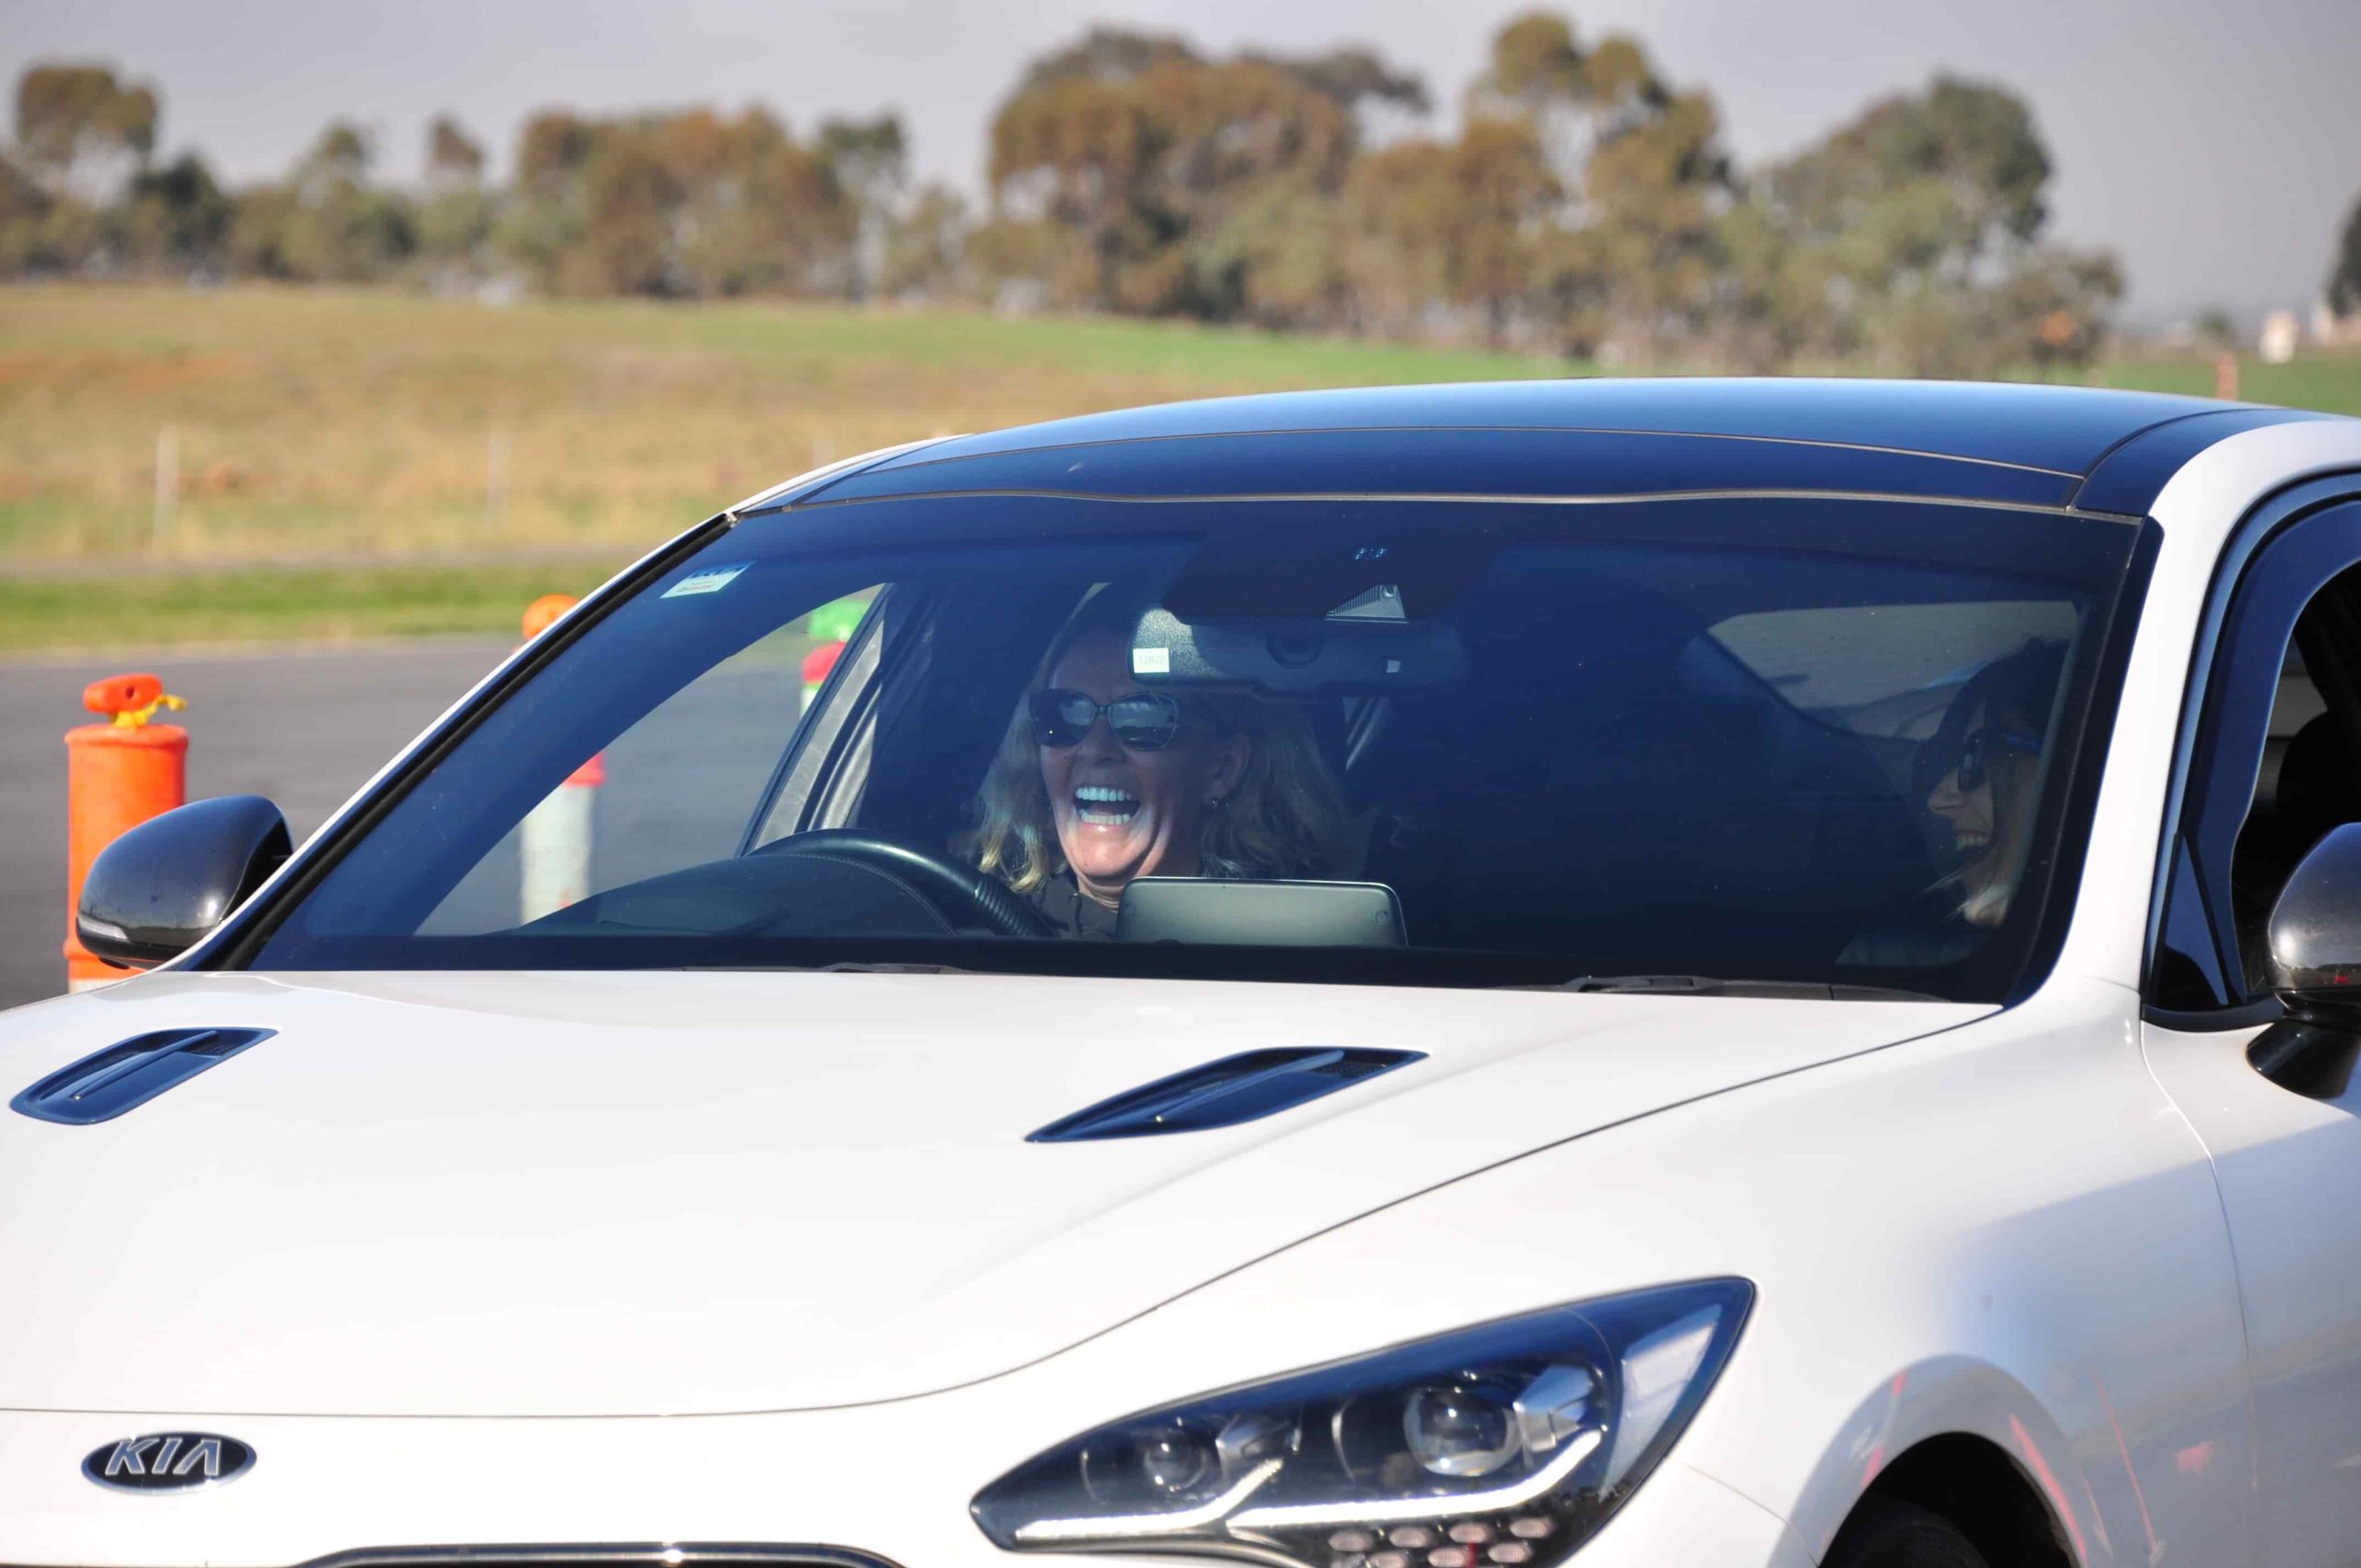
top-left (663, 563), bottom-right (750, 599)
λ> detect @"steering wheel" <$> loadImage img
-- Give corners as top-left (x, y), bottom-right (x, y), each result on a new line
top-left (747, 829), bottom-right (1053, 939)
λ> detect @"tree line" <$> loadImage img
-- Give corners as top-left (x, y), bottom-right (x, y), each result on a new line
top-left (4, 14), bottom-right (2146, 375)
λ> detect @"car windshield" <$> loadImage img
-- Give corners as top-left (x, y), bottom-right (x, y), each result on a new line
top-left (239, 494), bottom-right (2144, 1002)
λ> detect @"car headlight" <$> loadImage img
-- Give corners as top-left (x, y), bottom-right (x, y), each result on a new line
top-left (972, 1278), bottom-right (1751, 1568)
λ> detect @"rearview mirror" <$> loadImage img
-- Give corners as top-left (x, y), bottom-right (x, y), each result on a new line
top-left (77, 795), bottom-right (291, 968)
top-left (2267, 823), bottom-right (2361, 1014)
top-left (1129, 606), bottom-right (1466, 694)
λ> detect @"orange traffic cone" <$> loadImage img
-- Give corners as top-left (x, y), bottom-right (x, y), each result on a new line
top-left (65, 673), bottom-right (188, 990)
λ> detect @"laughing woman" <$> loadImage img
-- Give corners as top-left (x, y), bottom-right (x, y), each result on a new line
top-left (1842, 636), bottom-right (2069, 968)
top-left (968, 600), bottom-right (1354, 938)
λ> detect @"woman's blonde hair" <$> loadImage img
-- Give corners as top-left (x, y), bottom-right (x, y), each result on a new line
top-left (968, 595), bottom-right (1356, 896)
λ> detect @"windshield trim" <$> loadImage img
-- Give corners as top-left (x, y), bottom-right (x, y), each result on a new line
top-left (209, 933), bottom-right (1979, 1000)
top-left (797, 422), bottom-right (2089, 485)
top-left (767, 485), bottom-right (2137, 521)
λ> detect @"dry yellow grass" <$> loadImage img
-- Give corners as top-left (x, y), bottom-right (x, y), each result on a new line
top-left (6, 281), bottom-right (2360, 644)
top-left (0, 282), bottom-right (1573, 566)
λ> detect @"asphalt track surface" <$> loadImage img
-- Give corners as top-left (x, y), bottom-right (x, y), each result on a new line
top-left (0, 638), bottom-right (516, 1011)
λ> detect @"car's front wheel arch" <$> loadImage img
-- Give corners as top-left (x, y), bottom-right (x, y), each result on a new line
top-left (1838, 1433), bottom-right (2073, 1568)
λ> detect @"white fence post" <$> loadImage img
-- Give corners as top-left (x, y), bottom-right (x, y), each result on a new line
top-left (151, 424), bottom-right (179, 550)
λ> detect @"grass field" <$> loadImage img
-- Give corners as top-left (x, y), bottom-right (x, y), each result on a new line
top-left (0, 283), bottom-right (1571, 565)
top-left (0, 564), bottom-right (624, 652)
top-left (6, 280), bottom-right (2361, 647)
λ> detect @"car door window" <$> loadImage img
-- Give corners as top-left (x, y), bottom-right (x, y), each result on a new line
top-left (2228, 636), bottom-right (2360, 986)
top-left (2152, 502), bottom-right (2361, 1013)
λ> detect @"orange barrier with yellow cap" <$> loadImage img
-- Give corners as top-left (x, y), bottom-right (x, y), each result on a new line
top-left (521, 592), bottom-right (575, 641)
top-left (65, 673), bottom-right (188, 991)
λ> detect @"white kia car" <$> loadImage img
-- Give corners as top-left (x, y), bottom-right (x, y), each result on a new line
top-left (11, 380), bottom-right (2361, 1568)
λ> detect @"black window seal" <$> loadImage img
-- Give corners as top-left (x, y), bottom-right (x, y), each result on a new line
top-left (2142, 996), bottom-right (2284, 1032)
top-left (2003, 518), bottom-right (2163, 1005)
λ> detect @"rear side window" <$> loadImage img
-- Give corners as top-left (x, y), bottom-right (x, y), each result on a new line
top-left (1712, 600), bottom-right (2080, 733)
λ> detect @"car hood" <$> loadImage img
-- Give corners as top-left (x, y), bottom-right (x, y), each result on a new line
top-left (0, 969), bottom-right (1980, 1416)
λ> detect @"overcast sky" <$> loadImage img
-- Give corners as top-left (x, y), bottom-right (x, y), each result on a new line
top-left (9, 0), bottom-right (2358, 323)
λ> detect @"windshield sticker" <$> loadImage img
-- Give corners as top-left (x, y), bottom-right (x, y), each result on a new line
top-left (1132, 645), bottom-right (1171, 674)
top-left (663, 563), bottom-right (750, 599)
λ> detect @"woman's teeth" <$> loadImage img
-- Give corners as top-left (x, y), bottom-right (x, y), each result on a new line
top-left (1074, 785), bottom-right (1140, 826)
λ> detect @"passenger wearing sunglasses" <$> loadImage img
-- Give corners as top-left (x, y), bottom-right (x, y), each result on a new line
top-left (1919, 638), bottom-right (2064, 930)
top-left (968, 600), bottom-right (1352, 937)
top-left (1844, 637), bottom-right (2067, 968)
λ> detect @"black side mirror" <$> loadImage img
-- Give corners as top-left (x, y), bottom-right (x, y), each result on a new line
top-left (77, 795), bottom-right (291, 968)
top-left (2267, 823), bottom-right (2361, 1017)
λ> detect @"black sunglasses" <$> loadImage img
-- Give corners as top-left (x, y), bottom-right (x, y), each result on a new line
top-left (1028, 688), bottom-right (1190, 751)
top-left (1916, 724), bottom-right (2043, 795)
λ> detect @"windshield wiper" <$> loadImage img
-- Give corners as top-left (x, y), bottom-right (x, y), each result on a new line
top-left (1526, 973), bottom-right (1944, 1002)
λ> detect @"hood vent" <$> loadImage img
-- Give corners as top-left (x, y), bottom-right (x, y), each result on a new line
top-left (11, 1028), bottom-right (275, 1126)
top-left (1029, 1046), bottom-right (1423, 1143)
